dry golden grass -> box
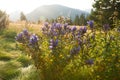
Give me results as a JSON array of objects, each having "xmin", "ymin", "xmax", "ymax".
[{"xmin": 8, "ymin": 22, "xmax": 43, "ymax": 33}]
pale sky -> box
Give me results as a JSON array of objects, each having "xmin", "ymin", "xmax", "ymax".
[{"xmin": 0, "ymin": 0, "xmax": 94, "ymax": 14}]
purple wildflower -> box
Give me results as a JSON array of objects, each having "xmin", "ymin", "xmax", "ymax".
[
  {"xmin": 86, "ymin": 59, "xmax": 94, "ymax": 65},
  {"xmin": 29, "ymin": 34, "xmax": 39, "ymax": 46},
  {"xmin": 71, "ymin": 26, "xmax": 77, "ymax": 32},
  {"xmin": 103, "ymin": 24, "xmax": 110, "ymax": 32},
  {"xmin": 70, "ymin": 46, "xmax": 80, "ymax": 55},
  {"xmin": 64, "ymin": 23, "xmax": 68, "ymax": 30},
  {"xmin": 44, "ymin": 22, "xmax": 49, "ymax": 27},
  {"xmin": 87, "ymin": 20, "xmax": 94, "ymax": 29},
  {"xmin": 52, "ymin": 22, "xmax": 56, "ymax": 27},
  {"xmin": 23, "ymin": 29, "xmax": 29, "ymax": 36},
  {"xmin": 49, "ymin": 39, "xmax": 58, "ymax": 49},
  {"xmin": 56, "ymin": 23, "xmax": 62, "ymax": 30},
  {"xmin": 15, "ymin": 32, "xmax": 23, "ymax": 42},
  {"xmin": 79, "ymin": 26, "xmax": 87, "ymax": 34}
]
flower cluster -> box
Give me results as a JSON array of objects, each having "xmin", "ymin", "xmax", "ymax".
[
  {"xmin": 15, "ymin": 29, "xmax": 30, "ymax": 43},
  {"xmin": 87, "ymin": 20, "xmax": 94, "ymax": 29},
  {"xmin": 78, "ymin": 26, "xmax": 87, "ymax": 35},
  {"xmin": 42, "ymin": 22, "xmax": 74, "ymax": 38},
  {"xmin": 49, "ymin": 39, "xmax": 58, "ymax": 49},
  {"xmin": 16, "ymin": 29, "xmax": 39, "ymax": 47},
  {"xmin": 29, "ymin": 34, "xmax": 39, "ymax": 46}
]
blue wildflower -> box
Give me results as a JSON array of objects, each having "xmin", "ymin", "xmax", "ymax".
[
  {"xmin": 15, "ymin": 32, "xmax": 24, "ymax": 43},
  {"xmin": 79, "ymin": 26, "xmax": 87, "ymax": 34},
  {"xmin": 29, "ymin": 34, "xmax": 39, "ymax": 46},
  {"xmin": 56, "ymin": 23, "xmax": 62, "ymax": 30},
  {"xmin": 64, "ymin": 23, "xmax": 68, "ymax": 30},
  {"xmin": 87, "ymin": 20, "xmax": 94, "ymax": 29},
  {"xmin": 49, "ymin": 39, "xmax": 58, "ymax": 49},
  {"xmin": 44, "ymin": 22, "xmax": 49, "ymax": 27},
  {"xmin": 23, "ymin": 29, "xmax": 29, "ymax": 36},
  {"xmin": 71, "ymin": 26, "xmax": 77, "ymax": 32}
]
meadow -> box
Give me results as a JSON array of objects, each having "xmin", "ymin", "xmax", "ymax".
[{"xmin": 0, "ymin": 21, "xmax": 120, "ymax": 80}]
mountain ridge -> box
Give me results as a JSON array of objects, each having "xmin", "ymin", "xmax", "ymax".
[{"xmin": 9, "ymin": 4, "xmax": 89, "ymax": 22}]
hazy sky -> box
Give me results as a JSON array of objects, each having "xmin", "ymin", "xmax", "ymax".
[{"xmin": 0, "ymin": 0, "xmax": 94, "ymax": 14}]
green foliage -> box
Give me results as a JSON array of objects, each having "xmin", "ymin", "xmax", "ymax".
[
  {"xmin": 0, "ymin": 10, "xmax": 9, "ymax": 30},
  {"xmin": 90, "ymin": 0, "xmax": 120, "ymax": 28},
  {"xmin": 2, "ymin": 29, "xmax": 17, "ymax": 42},
  {"xmin": 17, "ymin": 55, "xmax": 32, "ymax": 67},
  {"xmin": 74, "ymin": 14, "xmax": 87, "ymax": 26},
  {"xmin": 54, "ymin": 16, "xmax": 73, "ymax": 24},
  {"xmin": 79, "ymin": 14, "xmax": 87, "ymax": 25},
  {"xmin": 0, "ymin": 52, "xmax": 12, "ymax": 61},
  {"xmin": 74, "ymin": 15, "xmax": 79, "ymax": 25}
]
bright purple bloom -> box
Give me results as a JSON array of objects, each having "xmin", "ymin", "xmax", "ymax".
[
  {"xmin": 64, "ymin": 23, "xmax": 68, "ymax": 30},
  {"xmin": 23, "ymin": 29, "xmax": 29, "ymax": 36},
  {"xmin": 52, "ymin": 22, "xmax": 56, "ymax": 27},
  {"xmin": 29, "ymin": 34, "xmax": 39, "ymax": 46},
  {"xmin": 15, "ymin": 32, "xmax": 23, "ymax": 42},
  {"xmin": 71, "ymin": 26, "xmax": 77, "ymax": 32},
  {"xmin": 87, "ymin": 20, "xmax": 94, "ymax": 29},
  {"xmin": 49, "ymin": 39, "xmax": 58, "ymax": 49},
  {"xmin": 44, "ymin": 22, "xmax": 49, "ymax": 27},
  {"xmin": 79, "ymin": 26, "xmax": 87, "ymax": 34},
  {"xmin": 56, "ymin": 23, "xmax": 62, "ymax": 30}
]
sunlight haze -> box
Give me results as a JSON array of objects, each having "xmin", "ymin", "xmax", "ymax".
[{"xmin": 0, "ymin": 0, "xmax": 94, "ymax": 14}]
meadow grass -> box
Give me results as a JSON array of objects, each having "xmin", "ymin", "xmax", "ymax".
[{"xmin": 0, "ymin": 23, "xmax": 40, "ymax": 80}]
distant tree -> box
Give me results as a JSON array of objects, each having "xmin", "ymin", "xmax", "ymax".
[
  {"xmin": 38, "ymin": 20, "xmax": 41, "ymax": 24},
  {"xmin": 49, "ymin": 18, "xmax": 55, "ymax": 24},
  {"xmin": 74, "ymin": 15, "xmax": 79, "ymax": 25},
  {"xmin": 20, "ymin": 12, "xmax": 27, "ymax": 21},
  {"xmin": 79, "ymin": 14, "xmax": 86, "ymax": 25},
  {"xmin": 45, "ymin": 18, "xmax": 49, "ymax": 23},
  {"xmin": 66, "ymin": 17, "xmax": 73, "ymax": 25},
  {"xmin": 0, "ymin": 10, "xmax": 9, "ymax": 30},
  {"xmin": 57, "ymin": 16, "xmax": 65, "ymax": 23}
]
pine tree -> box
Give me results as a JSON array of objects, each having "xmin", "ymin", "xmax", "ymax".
[
  {"xmin": 74, "ymin": 15, "xmax": 79, "ymax": 25},
  {"xmin": 20, "ymin": 12, "xmax": 27, "ymax": 21},
  {"xmin": 90, "ymin": 0, "xmax": 120, "ymax": 28},
  {"xmin": 79, "ymin": 14, "xmax": 86, "ymax": 25}
]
